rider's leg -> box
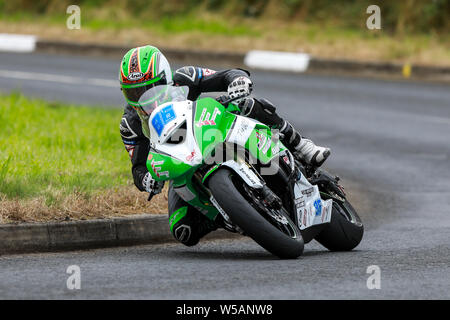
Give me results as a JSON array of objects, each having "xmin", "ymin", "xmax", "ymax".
[
  {"xmin": 168, "ymin": 182, "xmax": 218, "ymax": 246},
  {"xmin": 239, "ymin": 97, "xmax": 330, "ymax": 167}
]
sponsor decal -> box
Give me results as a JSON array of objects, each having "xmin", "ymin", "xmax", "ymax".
[
  {"xmin": 202, "ymin": 68, "xmax": 216, "ymax": 76},
  {"xmin": 314, "ymin": 199, "xmax": 322, "ymax": 216},
  {"xmin": 186, "ymin": 150, "xmax": 196, "ymax": 162},
  {"xmin": 238, "ymin": 121, "xmax": 249, "ymax": 135},
  {"xmin": 196, "ymin": 107, "xmax": 221, "ymax": 127},
  {"xmin": 262, "ymin": 139, "xmax": 272, "ymax": 154},
  {"xmin": 283, "ymin": 155, "xmax": 290, "ymax": 165},
  {"xmin": 255, "ymin": 131, "xmax": 274, "ymax": 155},
  {"xmin": 151, "ymin": 159, "xmax": 169, "ymax": 178},
  {"xmin": 210, "ymin": 195, "xmax": 229, "ymax": 219},
  {"xmin": 303, "ymin": 209, "xmax": 308, "ymax": 226},
  {"xmin": 271, "ymin": 143, "xmax": 280, "ymax": 155},
  {"xmin": 125, "ymin": 144, "xmax": 135, "ymax": 159},
  {"xmin": 322, "ymin": 202, "xmax": 331, "ymax": 222},
  {"xmin": 256, "ymin": 132, "xmax": 267, "ymax": 151},
  {"xmin": 197, "ymin": 120, "xmax": 216, "ymax": 127},
  {"xmin": 127, "ymin": 72, "xmax": 145, "ymax": 81},
  {"xmin": 301, "ymin": 187, "xmax": 314, "ymax": 197},
  {"xmin": 227, "ymin": 116, "xmax": 256, "ymax": 146},
  {"xmin": 239, "ymin": 167, "xmax": 258, "ymax": 185},
  {"xmin": 295, "ymin": 198, "xmax": 305, "ymax": 208}
]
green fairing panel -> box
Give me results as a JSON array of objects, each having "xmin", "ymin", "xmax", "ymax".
[
  {"xmin": 246, "ymin": 124, "xmax": 287, "ymax": 164},
  {"xmin": 171, "ymin": 173, "xmax": 220, "ymax": 221},
  {"xmin": 146, "ymin": 153, "xmax": 219, "ymax": 219},
  {"xmin": 193, "ymin": 98, "xmax": 237, "ymax": 158},
  {"xmin": 194, "ymin": 98, "xmax": 286, "ymax": 164},
  {"xmin": 146, "ymin": 151, "xmax": 193, "ymax": 182}
]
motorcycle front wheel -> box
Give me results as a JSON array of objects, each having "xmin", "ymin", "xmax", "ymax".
[{"xmin": 208, "ymin": 168, "xmax": 304, "ymax": 259}]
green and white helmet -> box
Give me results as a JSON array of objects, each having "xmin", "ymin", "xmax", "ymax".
[{"xmin": 119, "ymin": 45, "xmax": 172, "ymax": 117}]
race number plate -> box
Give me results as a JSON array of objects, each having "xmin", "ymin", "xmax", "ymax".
[{"xmin": 151, "ymin": 104, "xmax": 176, "ymax": 136}]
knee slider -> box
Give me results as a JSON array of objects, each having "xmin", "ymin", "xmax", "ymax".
[{"xmin": 173, "ymin": 224, "xmax": 198, "ymax": 246}]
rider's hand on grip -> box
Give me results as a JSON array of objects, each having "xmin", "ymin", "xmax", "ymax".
[
  {"xmin": 227, "ymin": 76, "xmax": 253, "ymax": 104},
  {"xmin": 142, "ymin": 172, "xmax": 164, "ymax": 196}
]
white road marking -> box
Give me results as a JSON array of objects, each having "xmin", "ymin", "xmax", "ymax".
[
  {"xmin": 0, "ymin": 34, "xmax": 36, "ymax": 52},
  {"xmin": 244, "ymin": 50, "xmax": 310, "ymax": 72},
  {"xmin": 0, "ymin": 69, "xmax": 117, "ymax": 87}
]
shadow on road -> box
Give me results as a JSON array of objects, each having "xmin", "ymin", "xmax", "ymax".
[{"xmin": 166, "ymin": 246, "xmax": 332, "ymax": 261}]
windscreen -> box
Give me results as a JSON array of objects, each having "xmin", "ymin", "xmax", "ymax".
[{"xmin": 137, "ymin": 85, "xmax": 189, "ymax": 116}]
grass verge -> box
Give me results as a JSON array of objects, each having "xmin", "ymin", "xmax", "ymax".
[{"xmin": 0, "ymin": 93, "xmax": 167, "ymax": 224}]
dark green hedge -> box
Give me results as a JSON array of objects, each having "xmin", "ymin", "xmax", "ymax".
[{"xmin": 1, "ymin": 0, "xmax": 448, "ymax": 34}]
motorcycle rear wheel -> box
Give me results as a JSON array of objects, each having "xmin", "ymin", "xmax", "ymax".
[{"xmin": 314, "ymin": 199, "xmax": 364, "ymax": 251}]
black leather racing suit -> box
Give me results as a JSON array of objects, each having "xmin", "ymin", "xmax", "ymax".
[{"xmin": 120, "ymin": 66, "xmax": 286, "ymax": 246}]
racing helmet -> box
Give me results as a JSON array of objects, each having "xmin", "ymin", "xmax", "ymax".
[{"xmin": 119, "ymin": 45, "xmax": 172, "ymax": 118}]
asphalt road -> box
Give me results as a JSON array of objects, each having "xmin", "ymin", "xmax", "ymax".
[{"xmin": 0, "ymin": 52, "xmax": 449, "ymax": 299}]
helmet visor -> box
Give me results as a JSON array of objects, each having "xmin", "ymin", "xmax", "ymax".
[{"xmin": 121, "ymin": 72, "xmax": 167, "ymax": 106}]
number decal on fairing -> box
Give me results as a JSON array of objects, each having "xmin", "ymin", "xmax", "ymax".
[{"xmin": 151, "ymin": 104, "xmax": 176, "ymax": 136}]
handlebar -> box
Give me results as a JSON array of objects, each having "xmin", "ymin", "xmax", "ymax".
[{"xmin": 215, "ymin": 94, "xmax": 242, "ymax": 106}]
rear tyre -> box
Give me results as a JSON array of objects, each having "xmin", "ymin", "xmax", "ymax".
[
  {"xmin": 208, "ymin": 168, "xmax": 304, "ymax": 259},
  {"xmin": 314, "ymin": 199, "xmax": 364, "ymax": 251}
]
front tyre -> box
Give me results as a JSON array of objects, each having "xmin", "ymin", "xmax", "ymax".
[
  {"xmin": 315, "ymin": 199, "xmax": 364, "ymax": 251},
  {"xmin": 208, "ymin": 168, "xmax": 304, "ymax": 259}
]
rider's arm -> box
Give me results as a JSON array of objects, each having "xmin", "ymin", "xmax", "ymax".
[
  {"xmin": 120, "ymin": 105, "xmax": 150, "ymax": 192},
  {"xmin": 173, "ymin": 66, "xmax": 250, "ymax": 100}
]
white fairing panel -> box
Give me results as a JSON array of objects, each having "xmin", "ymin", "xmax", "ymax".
[
  {"xmin": 148, "ymin": 100, "xmax": 202, "ymax": 166},
  {"xmin": 293, "ymin": 172, "xmax": 333, "ymax": 230},
  {"xmin": 226, "ymin": 115, "xmax": 257, "ymax": 146},
  {"xmin": 221, "ymin": 160, "xmax": 264, "ymax": 189}
]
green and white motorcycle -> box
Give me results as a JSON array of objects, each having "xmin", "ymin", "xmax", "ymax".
[{"xmin": 141, "ymin": 85, "xmax": 363, "ymax": 259}]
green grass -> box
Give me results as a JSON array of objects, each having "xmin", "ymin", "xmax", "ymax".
[
  {"xmin": 0, "ymin": 8, "xmax": 259, "ymax": 37},
  {"xmin": 0, "ymin": 92, "xmax": 131, "ymax": 205}
]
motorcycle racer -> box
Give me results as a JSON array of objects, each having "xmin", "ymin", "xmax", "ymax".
[{"xmin": 119, "ymin": 45, "xmax": 330, "ymax": 246}]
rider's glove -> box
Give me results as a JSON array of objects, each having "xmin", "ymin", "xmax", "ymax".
[
  {"xmin": 227, "ymin": 76, "xmax": 253, "ymax": 104},
  {"xmin": 142, "ymin": 172, "xmax": 164, "ymax": 195}
]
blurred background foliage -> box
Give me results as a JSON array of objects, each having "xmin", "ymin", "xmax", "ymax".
[
  {"xmin": 1, "ymin": 0, "xmax": 449, "ymax": 35},
  {"xmin": 0, "ymin": 0, "xmax": 449, "ymax": 65}
]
